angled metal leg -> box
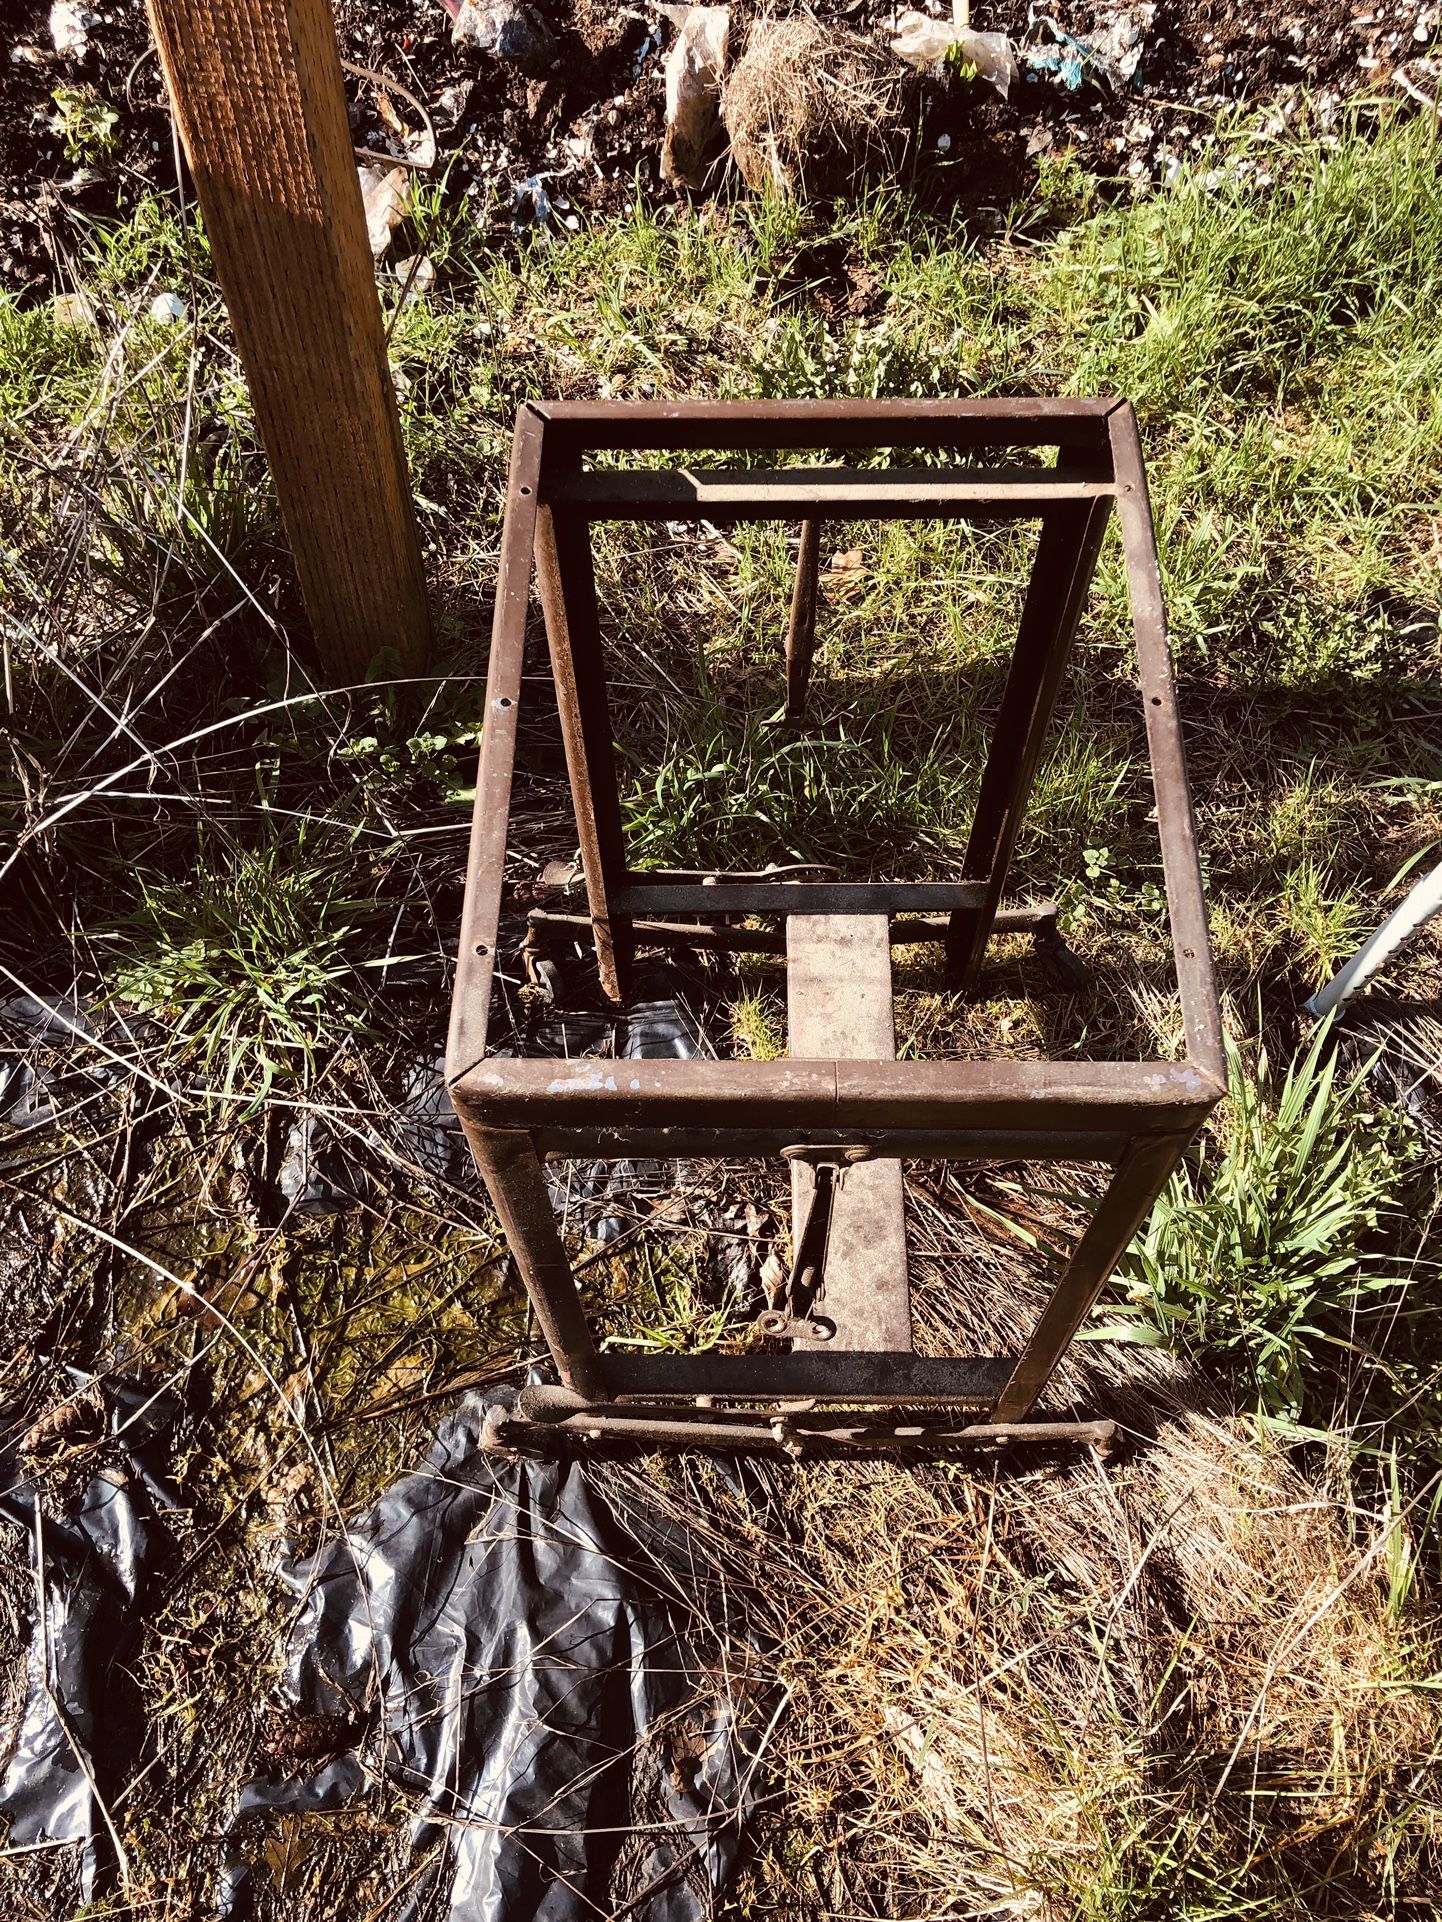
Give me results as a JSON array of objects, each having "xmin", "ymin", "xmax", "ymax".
[
  {"xmin": 534, "ymin": 501, "xmax": 633, "ymax": 1004},
  {"xmin": 990, "ymin": 1131, "xmax": 1189, "ymax": 1423},
  {"xmin": 946, "ymin": 498, "xmax": 1112, "ymax": 991},
  {"xmin": 463, "ymin": 1125, "xmax": 608, "ymax": 1402},
  {"xmin": 784, "ymin": 518, "xmax": 822, "ymax": 722}
]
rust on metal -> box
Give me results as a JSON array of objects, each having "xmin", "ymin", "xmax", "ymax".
[{"xmin": 447, "ymin": 397, "xmax": 1223, "ymax": 1454}]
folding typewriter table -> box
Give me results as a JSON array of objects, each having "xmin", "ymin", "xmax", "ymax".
[{"xmin": 447, "ymin": 398, "xmax": 1224, "ymax": 1454}]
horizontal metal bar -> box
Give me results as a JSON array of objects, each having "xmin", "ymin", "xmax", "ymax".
[
  {"xmin": 599, "ymin": 1352, "xmax": 1012, "ymax": 1403},
  {"xmin": 529, "ymin": 396, "xmax": 1122, "ymax": 455},
  {"xmin": 832, "ymin": 1060, "xmax": 1222, "ymax": 1131},
  {"xmin": 500, "ymin": 1408, "xmax": 1115, "ymax": 1453},
  {"xmin": 531, "ymin": 907, "xmax": 787, "ymax": 954},
  {"xmin": 892, "ymin": 905, "xmax": 1059, "ymax": 940},
  {"xmin": 546, "ymin": 465, "xmax": 1116, "ymax": 521},
  {"xmin": 528, "ymin": 902, "xmax": 1059, "ymax": 956},
  {"xmin": 451, "ymin": 1057, "xmax": 1224, "ymax": 1135},
  {"xmin": 614, "ymin": 880, "xmax": 987, "ymax": 916},
  {"xmin": 530, "ymin": 1127, "xmax": 1125, "ymax": 1160}
]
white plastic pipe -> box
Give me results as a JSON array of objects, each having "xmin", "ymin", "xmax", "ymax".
[{"xmin": 1307, "ymin": 852, "xmax": 1442, "ymax": 1020}]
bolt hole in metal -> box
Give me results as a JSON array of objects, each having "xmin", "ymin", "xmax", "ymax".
[
  {"xmin": 497, "ymin": 697, "xmax": 513, "ymax": 708},
  {"xmin": 519, "ymin": 484, "xmax": 533, "ymax": 496},
  {"xmin": 475, "ymin": 944, "xmax": 489, "ymax": 956}
]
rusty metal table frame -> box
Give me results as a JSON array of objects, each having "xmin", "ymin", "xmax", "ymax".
[{"xmin": 447, "ymin": 398, "xmax": 1224, "ymax": 1453}]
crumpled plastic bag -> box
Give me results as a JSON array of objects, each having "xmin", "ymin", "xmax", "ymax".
[
  {"xmin": 223, "ymin": 1391, "xmax": 771, "ymax": 1920},
  {"xmin": 0, "ymin": 992, "xmax": 118, "ymax": 1132},
  {"xmin": 889, "ymin": 12, "xmax": 1018, "ymax": 99},
  {"xmin": 1023, "ymin": 2, "xmax": 1154, "ymax": 92},
  {"xmin": 660, "ymin": 5, "xmax": 731, "ymax": 190},
  {"xmin": 359, "ymin": 160, "xmax": 410, "ymax": 260}
]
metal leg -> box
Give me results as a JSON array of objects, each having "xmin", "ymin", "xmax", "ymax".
[
  {"xmin": 534, "ymin": 502, "xmax": 633, "ymax": 1003},
  {"xmin": 946, "ymin": 498, "xmax": 1112, "ymax": 991},
  {"xmin": 463, "ymin": 1125, "xmax": 608, "ymax": 1402},
  {"xmin": 990, "ymin": 1131, "xmax": 1188, "ymax": 1423},
  {"xmin": 784, "ymin": 518, "xmax": 822, "ymax": 722}
]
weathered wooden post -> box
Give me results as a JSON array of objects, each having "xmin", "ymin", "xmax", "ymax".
[{"xmin": 146, "ymin": 0, "xmax": 431, "ymax": 679}]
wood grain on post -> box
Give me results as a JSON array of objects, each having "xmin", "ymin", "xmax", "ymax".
[{"xmin": 146, "ymin": 0, "xmax": 431, "ymax": 679}]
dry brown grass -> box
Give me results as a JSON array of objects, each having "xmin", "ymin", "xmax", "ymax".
[
  {"xmin": 579, "ymin": 1177, "xmax": 1442, "ymax": 1921},
  {"xmin": 723, "ymin": 12, "xmax": 919, "ymax": 198},
  {"xmin": 614, "ymin": 1363, "xmax": 1440, "ymax": 1914}
]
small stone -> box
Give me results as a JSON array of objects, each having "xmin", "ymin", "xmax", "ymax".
[
  {"xmin": 148, "ymin": 290, "xmax": 186, "ymax": 324},
  {"xmin": 452, "ymin": 0, "xmax": 558, "ymax": 77}
]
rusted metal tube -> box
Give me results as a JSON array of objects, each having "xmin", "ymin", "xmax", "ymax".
[
  {"xmin": 462, "ymin": 1126, "xmax": 608, "ymax": 1402},
  {"xmin": 990, "ymin": 1131, "xmax": 1190, "ymax": 1423},
  {"xmin": 784, "ymin": 518, "xmax": 822, "ymax": 721},
  {"xmin": 497, "ymin": 1406, "xmax": 1117, "ymax": 1453}
]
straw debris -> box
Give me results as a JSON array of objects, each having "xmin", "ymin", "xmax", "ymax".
[{"xmin": 723, "ymin": 12, "xmax": 918, "ymax": 197}]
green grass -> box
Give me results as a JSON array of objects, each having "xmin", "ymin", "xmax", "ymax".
[{"xmin": 106, "ymin": 829, "xmax": 399, "ymax": 1108}]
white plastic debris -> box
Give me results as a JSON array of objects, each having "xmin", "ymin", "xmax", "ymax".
[
  {"xmin": 1395, "ymin": 58, "xmax": 1442, "ymax": 117},
  {"xmin": 1308, "ymin": 855, "xmax": 1442, "ymax": 1021},
  {"xmin": 394, "ymin": 254, "xmax": 435, "ymax": 294},
  {"xmin": 659, "ymin": 4, "xmax": 730, "ymax": 191},
  {"xmin": 359, "ymin": 161, "xmax": 409, "ymax": 259},
  {"xmin": 889, "ymin": 10, "xmax": 1018, "ymax": 100},
  {"xmin": 1087, "ymin": 2, "xmax": 1156, "ymax": 87},
  {"xmin": 148, "ymin": 290, "xmax": 186, "ymax": 324},
  {"xmin": 48, "ymin": 0, "xmax": 96, "ymax": 59},
  {"xmin": 391, "ymin": 253, "xmax": 436, "ymax": 317}
]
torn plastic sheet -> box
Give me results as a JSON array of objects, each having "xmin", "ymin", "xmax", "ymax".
[
  {"xmin": 224, "ymin": 1390, "xmax": 771, "ymax": 1921},
  {"xmin": 889, "ymin": 13, "xmax": 1019, "ymax": 99},
  {"xmin": 1023, "ymin": 3, "xmax": 1154, "ymax": 91},
  {"xmin": 276, "ymin": 1112, "xmax": 369, "ymax": 1216},
  {"xmin": 0, "ymin": 993, "xmax": 118, "ymax": 1132},
  {"xmin": 0, "ymin": 1378, "xmax": 180, "ymax": 1903},
  {"xmin": 405, "ymin": 946, "xmax": 779, "ymax": 1304},
  {"xmin": 511, "ymin": 171, "xmax": 579, "ymax": 233},
  {"xmin": 397, "ymin": 977, "xmax": 716, "ymax": 1208}
]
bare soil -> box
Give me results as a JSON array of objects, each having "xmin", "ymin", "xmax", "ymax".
[{"xmin": 1, "ymin": 0, "xmax": 1431, "ymax": 295}]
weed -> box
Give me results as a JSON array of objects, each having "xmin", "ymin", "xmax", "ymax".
[
  {"xmin": 731, "ymin": 986, "xmax": 786, "ymax": 1060},
  {"xmin": 49, "ymin": 85, "xmax": 119, "ymax": 164},
  {"xmin": 106, "ymin": 833, "xmax": 394, "ymax": 1108},
  {"xmin": 1121, "ymin": 1026, "xmax": 1418, "ymax": 1424},
  {"xmin": 94, "ymin": 444, "xmax": 276, "ymax": 612},
  {"xmin": 1277, "ymin": 859, "xmax": 1366, "ymax": 986}
]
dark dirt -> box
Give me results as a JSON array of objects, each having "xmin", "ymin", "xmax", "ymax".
[{"xmin": 0, "ymin": 0, "xmax": 1436, "ymax": 296}]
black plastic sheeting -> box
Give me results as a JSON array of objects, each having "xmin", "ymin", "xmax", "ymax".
[
  {"xmin": 401, "ymin": 953, "xmax": 722, "ymax": 1230},
  {"xmin": 0, "ymin": 1377, "xmax": 180, "ymax": 1902},
  {"xmin": 0, "ymin": 993, "xmax": 121, "ymax": 1132},
  {"xmin": 223, "ymin": 1390, "xmax": 770, "ymax": 1920}
]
